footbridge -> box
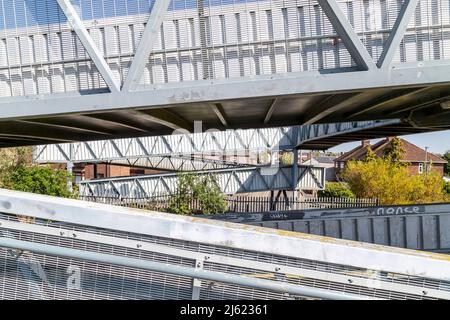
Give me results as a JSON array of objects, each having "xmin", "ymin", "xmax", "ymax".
[
  {"xmin": 2, "ymin": 189, "xmax": 450, "ymax": 300},
  {"xmin": 78, "ymin": 165, "xmax": 325, "ymax": 197},
  {"xmin": 33, "ymin": 119, "xmax": 412, "ymax": 166},
  {"xmin": 0, "ymin": 0, "xmax": 448, "ymax": 146}
]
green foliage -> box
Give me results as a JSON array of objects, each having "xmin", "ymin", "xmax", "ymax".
[
  {"xmin": 364, "ymin": 147, "xmax": 376, "ymax": 162},
  {"xmin": 257, "ymin": 151, "xmax": 271, "ymax": 165},
  {"xmin": 318, "ymin": 182, "xmax": 355, "ymax": 198},
  {"xmin": 383, "ymin": 137, "xmax": 406, "ymax": 164},
  {"xmin": 3, "ymin": 165, "xmax": 77, "ymax": 198},
  {"xmin": 279, "ymin": 152, "xmax": 294, "ymax": 166},
  {"xmin": 167, "ymin": 173, "xmax": 227, "ymax": 215},
  {"xmin": 443, "ymin": 151, "xmax": 450, "ymax": 176},
  {"xmin": 0, "ymin": 147, "xmax": 76, "ymax": 198},
  {"xmin": 444, "ymin": 181, "xmax": 450, "ymax": 194},
  {"xmin": 342, "ymin": 157, "xmax": 445, "ymax": 205}
]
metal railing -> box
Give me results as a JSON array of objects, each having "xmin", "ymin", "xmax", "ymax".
[
  {"xmin": 80, "ymin": 194, "xmax": 378, "ymax": 213},
  {"xmin": 1, "ymin": 189, "xmax": 450, "ymax": 300}
]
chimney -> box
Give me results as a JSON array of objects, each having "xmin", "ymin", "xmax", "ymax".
[
  {"xmin": 361, "ymin": 140, "xmax": 370, "ymax": 147},
  {"xmin": 386, "ymin": 136, "xmax": 395, "ymax": 142}
]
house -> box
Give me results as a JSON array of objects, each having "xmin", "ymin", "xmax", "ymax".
[
  {"xmin": 334, "ymin": 137, "xmax": 447, "ymax": 177},
  {"xmin": 301, "ymin": 153, "xmax": 337, "ymax": 182}
]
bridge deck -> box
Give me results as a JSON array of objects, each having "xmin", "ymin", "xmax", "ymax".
[
  {"xmin": 0, "ymin": 0, "xmax": 448, "ymax": 146},
  {"xmin": 1, "ymin": 189, "xmax": 450, "ymax": 299}
]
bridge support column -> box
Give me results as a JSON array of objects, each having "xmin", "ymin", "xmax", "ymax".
[{"xmin": 292, "ymin": 149, "xmax": 299, "ymax": 209}]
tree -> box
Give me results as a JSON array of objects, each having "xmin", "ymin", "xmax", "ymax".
[
  {"xmin": 341, "ymin": 157, "xmax": 445, "ymax": 205},
  {"xmin": 364, "ymin": 147, "xmax": 376, "ymax": 162},
  {"xmin": 443, "ymin": 151, "xmax": 450, "ymax": 176},
  {"xmin": 0, "ymin": 147, "xmax": 76, "ymax": 198},
  {"xmin": 383, "ymin": 137, "xmax": 406, "ymax": 164},
  {"xmin": 279, "ymin": 151, "xmax": 294, "ymax": 166},
  {"xmin": 167, "ymin": 173, "xmax": 227, "ymax": 215},
  {"xmin": 3, "ymin": 165, "xmax": 77, "ymax": 198},
  {"xmin": 318, "ymin": 182, "xmax": 355, "ymax": 198}
]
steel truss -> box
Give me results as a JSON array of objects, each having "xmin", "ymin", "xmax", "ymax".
[
  {"xmin": 78, "ymin": 165, "xmax": 326, "ymax": 198},
  {"xmin": 0, "ymin": 1, "xmax": 447, "ymax": 147},
  {"xmin": 33, "ymin": 120, "xmax": 398, "ymax": 165},
  {"xmin": 1, "ymin": 189, "xmax": 450, "ymax": 300}
]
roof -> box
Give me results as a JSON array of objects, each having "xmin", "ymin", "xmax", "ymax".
[
  {"xmin": 335, "ymin": 137, "xmax": 447, "ymax": 164},
  {"xmin": 314, "ymin": 156, "xmax": 336, "ymax": 164}
]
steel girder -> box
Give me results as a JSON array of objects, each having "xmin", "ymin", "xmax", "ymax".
[
  {"xmin": 1, "ymin": 189, "xmax": 450, "ymax": 299},
  {"xmin": 33, "ymin": 120, "xmax": 398, "ymax": 165},
  {"xmin": 77, "ymin": 165, "xmax": 326, "ymax": 198},
  {"xmin": 0, "ymin": 0, "xmax": 448, "ymax": 148},
  {"xmin": 95, "ymin": 154, "xmax": 250, "ymax": 172}
]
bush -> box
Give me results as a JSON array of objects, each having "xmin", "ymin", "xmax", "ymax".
[
  {"xmin": 444, "ymin": 181, "xmax": 450, "ymax": 195},
  {"xmin": 318, "ymin": 182, "xmax": 355, "ymax": 198},
  {"xmin": 341, "ymin": 158, "xmax": 445, "ymax": 205},
  {"xmin": 4, "ymin": 165, "xmax": 77, "ymax": 198},
  {"xmin": 167, "ymin": 173, "xmax": 227, "ymax": 215},
  {"xmin": 279, "ymin": 152, "xmax": 294, "ymax": 166}
]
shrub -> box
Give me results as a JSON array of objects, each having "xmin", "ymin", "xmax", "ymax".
[
  {"xmin": 4, "ymin": 165, "xmax": 77, "ymax": 198},
  {"xmin": 341, "ymin": 158, "xmax": 444, "ymax": 205},
  {"xmin": 167, "ymin": 173, "xmax": 227, "ymax": 215},
  {"xmin": 318, "ymin": 182, "xmax": 355, "ymax": 198}
]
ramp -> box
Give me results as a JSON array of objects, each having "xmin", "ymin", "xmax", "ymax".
[
  {"xmin": 206, "ymin": 203, "xmax": 450, "ymax": 253},
  {"xmin": 1, "ymin": 189, "xmax": 450, "ymax": 300}
]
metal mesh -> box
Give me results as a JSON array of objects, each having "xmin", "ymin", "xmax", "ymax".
[
  {"xmin": 0, "ymin": 0, "xmax": 107, "ymax": 97},
  {"xmin": 1, "ymin": 0, "xmax": 449, "ymax": 97},
  {"xmin": 1, "ymin": 211, "xmax": 449, "ymax": 300}
]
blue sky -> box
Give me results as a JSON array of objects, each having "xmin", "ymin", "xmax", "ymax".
[{"xmin": 329, "ymin": 130, "xmax": 450, "ymax": 155}]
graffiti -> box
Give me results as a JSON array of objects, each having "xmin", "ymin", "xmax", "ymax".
[{"xmin": 374, "ymin": 206, "xmax": 421, "ymax": 216}]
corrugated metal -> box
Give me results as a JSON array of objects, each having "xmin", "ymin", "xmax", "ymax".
[
  {"xmin": 77, "ymin": 165, "xmax": 325, "ymax": 197},
  {"xmin": 209, "ymin": 203, "xmax": 450, "ymax": 253},
  {"xmin": 0, "ymin": 0, "xmax": 449, "ymax": 98}
]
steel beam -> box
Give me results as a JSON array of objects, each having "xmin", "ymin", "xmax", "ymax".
[
  {"xmin": 317, "ymin": 0, "xmax": 376, "ymax": 70},
  {"xmin": 32, "ymin": 120, "xmax": 400, "ymax": 164},
  {"xmin": 122, "ymin": 0, "xmax": 173, "ymax": 91},
  {"xmin": 1, "ymin": 60, "xmax": 449, "ymax": 120},
  {"xmin": 264, "ymin": 98, "xmax": 281, "ymax": 124},
  {"xmin": 78, "ymin": 165, "xmax": 325, "ymax": 197},
  {"xmin": 136, "ymin": 109, "xmax": 193, "ymax": 132},
  {"xmin": 377, "ymin": 0, "xmax": 419, "ymax": 68},
  {"xmin": 2, "ymin": 188, "xmax": 450, "ymax": 285},
  {"xmin": 210, "ymin": 104, "xmax": 229, "ymax": 127},
  {"xmin": 56, "ymin": 0, "xmax": 120, "ymax": 93}
]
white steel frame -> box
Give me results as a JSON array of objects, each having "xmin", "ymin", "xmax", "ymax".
[
  {"xmin": 1, "ymin": 189, "xmax": 450, "ymax": 299},
  {"xmin": 0, "ymin": 0, "xmax": 446, "ymax": 123}
]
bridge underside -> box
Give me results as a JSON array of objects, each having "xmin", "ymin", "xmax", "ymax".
[
  {"xmin": 1, "ymin": 81, "xmax": 450, "ymax": 148},
  {"xmin": 298, "ymin": 121, "xmax": 439, "ymax": 149},
  {"xmin": 0, "ymin": 0, "xmax": 449, "ymax": 147}
]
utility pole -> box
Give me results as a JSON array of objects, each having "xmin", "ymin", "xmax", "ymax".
[{"xmin": 425, "ymin": 146, "xmax": 429, "ymax": 174}]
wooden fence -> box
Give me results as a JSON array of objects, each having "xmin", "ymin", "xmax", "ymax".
[{"xmin": 80, "ymin": 194, "xmax": 378, "ymax": 213}]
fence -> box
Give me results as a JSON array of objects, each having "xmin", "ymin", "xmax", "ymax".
[{"xmin": 80, "ymin": 195, "xmax": 378, "ymax": 214}]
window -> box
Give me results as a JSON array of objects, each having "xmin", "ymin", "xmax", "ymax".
[{"xmin": 418, "ymin": 163, "xmax": 424, "ymax": 174}]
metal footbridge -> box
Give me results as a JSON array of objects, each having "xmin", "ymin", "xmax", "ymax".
[
  {"xmin": 1, "ymin": 0, "xmax": 450, "ymax": 300},
  {"xmin": 78, "ymin": 165, "xmax": 325, "ymax": 197},
  {"xmin": 0, "ymin": 0, "xmax": 448, "ymax": 146},
  {"xmin": 2, "ymin": 189, "xmax": 450, "ymax": 300}
]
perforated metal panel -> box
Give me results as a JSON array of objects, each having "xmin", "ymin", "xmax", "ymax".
[
  {"xmin": 1, "ymin": 0, "xmax": 449, "ymax": 98},
  {"xmin": 1, "ymin": 190, "xmax": 450, "ymax": 300}
]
